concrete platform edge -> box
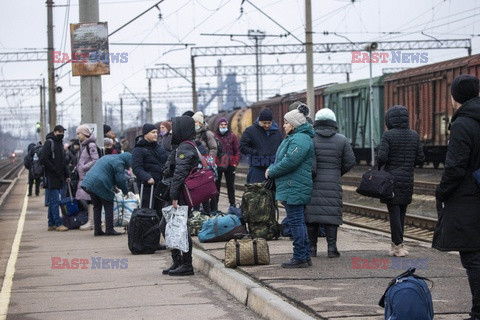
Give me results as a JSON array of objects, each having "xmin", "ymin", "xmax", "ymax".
[{"xmin": 192, "ymin": 248, "xmax": 316, "ymax": 320}]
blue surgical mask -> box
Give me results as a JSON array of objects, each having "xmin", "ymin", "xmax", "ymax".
[
  {"xmin": 195, "ymin": 125, "xmax": 201, "ymax": 132},
  {"xmin": 219, "ymin": 128, "xmax": 228, "ymax": 134}
]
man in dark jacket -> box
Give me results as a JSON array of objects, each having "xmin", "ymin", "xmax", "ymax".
[
  {"xmin": 39, "ymin": 125, "xmax": 70, "ymax": 232},
  {"xmin": 24, "ymin": 143, "xmax": 41, "ymax": 196},
  {"xmin": 377, "ymin": 105, "xmax": 424, "ymax": 256},
  {"xmin": 239, "ymin": 109, "xmax": 283, "ymax": 183},
  {"xmin": 132, "ymin": 123, "xmax": 167, "ymax": 215},
  {"xmin": 433, "ymin": 74, "xmax": 480, "ymax": 320},
  {"xmin": 161, "ymin": 116, "xmax": 199, "ymax": 276}
]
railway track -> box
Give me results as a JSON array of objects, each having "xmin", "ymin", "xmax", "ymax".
[
  {"xmin": 0, "ymin": 160, "xmax": 24, "ymax": 206},
  {"xmin": 222, "ymin": 178, "xmax": 437, "ymax": 243},
  {"xmin": 341, "ymin": 175, "xmax": 437, "ymax": 196}
]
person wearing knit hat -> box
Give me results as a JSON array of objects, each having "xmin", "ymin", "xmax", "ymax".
[
  {"xmin": 258, "ymin": 108, "xmax": 273, "ymax": 122},
  {"xmin": 159, "ymin": 121, "xmax": 173, "ymax": 154},
  {"xmin": 76, "ymin": 124, "xmax": 91, "ymax": 138},
  {"xmin": 192, "ymin": 111, "xmax": 204, "ymax": 125},
  {"xmin": 212, "ymin": 116, "xmax": 241, "ymax": 211},
  {"xmin": 434, "ymin": 74, "xmax": 480, "ymax": 318},
  {"xmin": 305, "ymin": 107, "xmax": 355, "ymax": 259},
  {"xmin": 75, "ymin": 124, "xmax": 100, "ymax": 231},
  {"xmin": 266, "ymin": 103, "xmax": 315, "ymax": 268},
  {"xmin": 193, "ymin": 111, "xmax": 218, "ymax": 159},
  {"xmin": 131, "ymin": 120, "xmax": 167, "ymax": 243},
  {"xmin": 142, "ymin": 123, "xmax": 157, "ymax": 136},
  {"xmin": 315, "ymin": 108, "xmax": 337, "ymax": 122},
  {"xmin": 239, "ymin": 108, "xmax": 283, "ymax": 183},
  {"xmin": 104, "ymin": 138, "xmax": 117, "ymax": 155},
  {"xmin": 103, "ymin": 124, "xmax": 122, "ymax": 153},
  {"xmin": 450, "ymin": 74, "xmax": 479, "ymax": 105},
  {"xmin": 283, "ymin": 104, "xmax": 310, "ymax": 130}
]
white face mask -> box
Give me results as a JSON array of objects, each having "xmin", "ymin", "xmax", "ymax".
[
  {"xmin": 219, "ymin": 128, "xmax": 228, "ymax": 134},
  {"xmin": 195, "ymin": 125, "xmax": 201, "ymax": 132}
]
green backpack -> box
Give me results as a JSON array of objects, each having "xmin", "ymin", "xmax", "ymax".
[{"xmin": 241, "ymin": 183, "xmax": 280, "ymax": 240}]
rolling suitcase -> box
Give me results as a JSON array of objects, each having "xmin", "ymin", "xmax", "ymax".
[
  {"xmin": 128, "ymin": 185, "xmax": 160, "ymax": 254},
  {"xmin": 60, "ymin": 183, "xmax": 80, "ymax": 216}
]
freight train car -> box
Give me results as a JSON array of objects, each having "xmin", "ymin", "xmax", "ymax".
[
  {"xmin": 323, "ymin": 75, "xmax": 386, "ymax": 164},
  {"xmin": 384, "ymin": 54, "xmax": 480, "ymax": 168}
]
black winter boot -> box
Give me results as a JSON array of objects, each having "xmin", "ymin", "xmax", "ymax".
[
  {"xmin": 306, "ymin": 223, "xmax": 318, "ymax": 257},
  {"xmin": 169, "ymin": 251, "xmax": 194, "ymax": 276},
  {"xmin": 325, "ymin": 224, "xmax": 340, "ymax": 258},
  {"xmin": 162, "ymin": 250, "xmax": 182, "ymax": 275}
]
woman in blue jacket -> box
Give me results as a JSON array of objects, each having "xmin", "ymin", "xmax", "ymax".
[
  {"xmin": 266, "ymin": 105, "xmax": 314, "ymax": 268},
  {"xmin": 82, "ymin": 152, "xmax": 132, "ymax": 236}
]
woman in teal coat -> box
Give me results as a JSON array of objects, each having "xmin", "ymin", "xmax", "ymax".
[
  {"xmin": 266, "ymin": 104, "xmax": 314, "ymax": 268},
  {"xmin": 82, "ymin": 152, "xmax": 132, "ymax": 236}
]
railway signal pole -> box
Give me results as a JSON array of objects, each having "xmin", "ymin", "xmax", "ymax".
[
  {"xmin": 366, "ymin": 42, "xmax": 378, "ymax": 167},
  {"xmin": 46, "ymin": 0, "xmax": 56, "ymax": 132}
]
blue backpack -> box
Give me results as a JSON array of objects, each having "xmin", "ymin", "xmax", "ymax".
[{"xmin": 379, "ymin": 268, "xmax": 434, "ymax": 320}]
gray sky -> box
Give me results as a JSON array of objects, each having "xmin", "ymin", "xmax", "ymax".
[{"xmin": 1, "ymin": 0, "xmax": 479, "ymax": 138}]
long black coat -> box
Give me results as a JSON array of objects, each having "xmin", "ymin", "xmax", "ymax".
[
  {"xmin": 239, "ymin": 120, "xmax": 283, "ymax": 169},
  {"xmin": 39, "ymin": 132, "xmax": 69, "ymax": 189},
  {"xmin": 305, "ymin": 120, "xmax": 356, "ymax": 225},
  {"xmin": 377, "ymin": 105, "xmax": 425, "ymax": 205},
  {"xmin": 132, "ymin": 136, "xmax": 167, "ymax": 189},
  {"xmin": 433, "ymin": 97, "xmax": 480, "ymax": 252}
]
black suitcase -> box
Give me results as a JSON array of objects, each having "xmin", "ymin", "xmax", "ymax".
[
  {"xmin": 128, "ymin": 185, "xmax": 160, "ymax": 254},
  {"xmin": 62, "ymin": 210, "xmax": 88, "ymax": 229}
]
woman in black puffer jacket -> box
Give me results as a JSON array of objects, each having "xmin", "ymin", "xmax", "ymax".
[{"xmin": 377, "ymin": 105, "xmax": 424, "ymax": 257}]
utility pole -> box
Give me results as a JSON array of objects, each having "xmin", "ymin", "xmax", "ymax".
[
  {"xmin": 248, "ymin": 30, "xmax": 265, "ymax": 102},
  {"xmin": 46, "ymin": 0, "xmax": 56, "ymax": 131},
  {"xmin": 147, "ymin": 78, "xmax": 153, "ymax": 123},
  {"xmin": 305, "ymin": 0, "xmax": 314, "ymax": 109},
  {"xmin": 79, "ymin": 0, "xmax": 104, "ymax": 147},
  {"xmin": 216, "ymin": 59, "xmax": 223, "ymax": 113},
  {"xmin": 191, "ymin": 55, "xmax": 197, "ymax": 112}
]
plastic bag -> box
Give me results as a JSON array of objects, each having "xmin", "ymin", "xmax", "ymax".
[
  {"xmin": 110, "ymin": 191, "xmax": 138, "ymax": 227},
  {"xmin": 163, "ymin": 205, "xmax": 189, "ymax": 252}
]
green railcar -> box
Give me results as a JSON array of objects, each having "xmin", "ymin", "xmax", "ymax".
[{"xmin": 323, "ymin": 75, "xmax": 386, "ymax": 165}]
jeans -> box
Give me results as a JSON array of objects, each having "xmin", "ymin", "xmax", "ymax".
[
  {"xmin": 387, "ymin": 204, "xmax": 407, "ymax": 245},
  {"xmin": 247, "ymin": 167, "xmax": 266, "ymax": 184},
  {"xmin": 47, "ymin": 189, "xmax": 63, "ymax": 227},
  {"xmin": 460, "ymin": 251, "xmax": 480, "ymax": 318},
  {"xmin": 283, "ymin": 203, "xmax": 310, "ymax": 261}
]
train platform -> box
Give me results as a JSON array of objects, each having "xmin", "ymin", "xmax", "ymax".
[{"xmin": 0, "ymin": 170, "xmax": 473, "ymax": 320}]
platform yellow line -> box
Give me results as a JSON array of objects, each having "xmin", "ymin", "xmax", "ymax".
[{"xmin": 0, "ymin": 190, "xmax": 28, "ymax": 319}]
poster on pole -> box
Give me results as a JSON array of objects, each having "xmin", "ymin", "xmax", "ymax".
[{"xmin": 70, "ymin": 22, "xmax": 110, "ymax": 76}]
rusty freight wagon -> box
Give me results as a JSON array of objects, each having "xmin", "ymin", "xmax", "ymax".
[{"xmin": 384, "ymin": 54, "xmax": 480, "ymax": 168}]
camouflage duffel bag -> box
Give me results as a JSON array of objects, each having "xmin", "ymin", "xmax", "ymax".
[{"xmin": 188, "ymin": 211, "xmax": 211, "ymax": 236}]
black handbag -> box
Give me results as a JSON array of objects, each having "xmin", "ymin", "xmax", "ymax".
[
  {"xmin": 356, "ymin": 167, "xmax": 395, "ymax": 199},
  {"xmin": 154, "ymin": 178, "xmax": 171, "ymax": 202}
]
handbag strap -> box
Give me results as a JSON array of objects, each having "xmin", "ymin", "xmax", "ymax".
[{"xmin": 235, "ymin": 240, "xmax": 241, "ymax": 266}]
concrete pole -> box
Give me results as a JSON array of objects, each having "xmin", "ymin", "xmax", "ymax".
[
  {"xmin": 46, "ymin": 0, "xmax": 56, "ymax": 131},
  {"xmin": 191, "ymin": 55, "xmax": 197, "ymax": 112},
  {"xmin": 217, "ymin": 59, "xmax": 223, "ymax": 112},
  {"xmin": 42, "ymin": 78, "xmax": 47, "ymax": 141},
  {"xmin": 305, "ymin": 0, "xmax": 314, "ymax": 109},
  {"xmin": 147, "ymin": 78, "xmax": 153, "ymax": 123},
  {"xmin": 79, "ymin": 0, "xmax": 104, "ymax": 147}
]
